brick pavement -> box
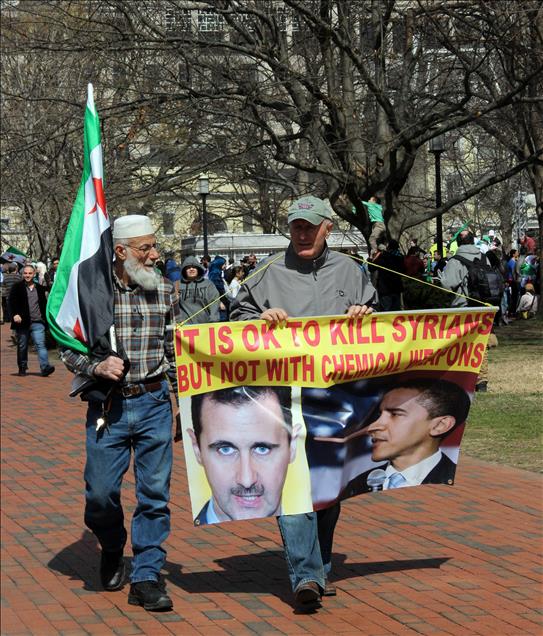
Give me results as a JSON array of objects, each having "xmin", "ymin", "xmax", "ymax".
[{"xmin": 1, "ymin": 323, "xmax": 541, "ymax": 636}]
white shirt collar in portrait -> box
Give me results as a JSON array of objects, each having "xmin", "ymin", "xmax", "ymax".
[{"xmin": 383, "ymin": 450, "xmax": 443, "ymax": 489}]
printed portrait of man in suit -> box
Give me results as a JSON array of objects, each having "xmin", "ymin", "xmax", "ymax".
[
  {"xmin": 341, "ymin": 379, "xmax": 470, "ymax": 498},
  {"xmin": 188, "ymin": 386, "xmax": 301, "ymax": 525}
]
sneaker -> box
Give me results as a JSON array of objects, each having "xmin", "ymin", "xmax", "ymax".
[
  {"xmin": 41, "ymin": 365, "xmax": 55, "ymax": 377},
  {"xmin": 475, "ymin": 382, "xmax": 488, "ymax": 393},
  {"xmin": 17, "ymin": 368, "xmax": 27, "ymax": 376},
  {"xmin": 128, "ymin": 581, "xmax": 173, "ymax": 611}
]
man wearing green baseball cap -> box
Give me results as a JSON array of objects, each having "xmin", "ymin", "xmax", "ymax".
[{"xmin": 230, "ymin": 195, "xmax": 377, "ymax": 610}]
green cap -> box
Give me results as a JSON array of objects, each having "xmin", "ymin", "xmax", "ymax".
[{"xmin": 288, "ymin": 196, "xmax": 333, "ymax": 225}]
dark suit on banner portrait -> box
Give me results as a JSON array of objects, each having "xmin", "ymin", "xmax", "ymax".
[{"xmin": 340, "ymin": 452, "xmax": 456, "ymax": 500}]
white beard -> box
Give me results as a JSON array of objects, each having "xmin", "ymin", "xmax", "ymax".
[{"xmin": 124, "ymin": 253, "xmax": 161, "ymax": 290}]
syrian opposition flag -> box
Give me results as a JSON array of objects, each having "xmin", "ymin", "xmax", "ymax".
[
  {"xmin": 0, "ymin": 245, "xmax": 28, "ymax": 265},
  {"xmin": 46, "ymin": 84, "xmax": 114, "ymax": 355}
]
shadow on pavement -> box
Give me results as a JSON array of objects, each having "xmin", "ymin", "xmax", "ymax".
[
  {"xmin": 47, "ymin": 530, "xmax": 103, "ymax": 591},
  {"xmin": 48, "ymin": 532, "xmax": 449, "ymax": 598}
]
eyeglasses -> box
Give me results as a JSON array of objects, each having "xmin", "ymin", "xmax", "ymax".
[{"xmin": 125, "ymin": 242, "xmax": 159, "ymax": 255}]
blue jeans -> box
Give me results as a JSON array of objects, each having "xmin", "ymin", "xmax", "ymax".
[
  {"xmin": 277, "ymin": 502, "xmax": 341, "ymax": 592},
  {"xmin": 16, "ymin": 321, "xmax": 50, "ymax": 372},
  {"xmin": 84, "ymin": 380, "xmax": 173, "ymax": 583}
]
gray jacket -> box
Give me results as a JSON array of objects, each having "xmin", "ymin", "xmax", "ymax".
[
  {"xmin": 179, "ymin": 256, "xmax": 220, "ymax": 324},
  {"xmin": 230, "ymin": 244, "xmax": 376, "ymax": 320},
  {"xmin": 439, "ymin": 244, "xmax": 481, "ymax": 307}
]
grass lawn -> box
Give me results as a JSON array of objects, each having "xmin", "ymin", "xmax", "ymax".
[{"xmin": 462, "ymin": 316, "xmax": 543, "ymax": 473}]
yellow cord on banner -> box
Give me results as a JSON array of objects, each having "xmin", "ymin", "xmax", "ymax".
[
  {"xmin": 349, "ymin": 253, "xmax": 494, "ymax": 308},
  {"xmin": 177, "ymin": 249, "xmax": 494, "ymax": 328}
]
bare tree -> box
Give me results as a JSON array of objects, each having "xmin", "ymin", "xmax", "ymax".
[
  {"xmin": 159, "ymin": 0, "xmax": 542, "ymax": 244},
  {"xmin": 2, "ymin": 0, "xmax": 541, "ymax": 257}
]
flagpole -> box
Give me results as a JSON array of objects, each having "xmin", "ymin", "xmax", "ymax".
[{"xmin": 109, "ymin": 325, "xmax": 117, "ymax": 353}]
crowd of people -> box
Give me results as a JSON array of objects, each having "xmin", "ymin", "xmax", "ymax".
[
  {"xmin": 358, "ymin": 229, "xmax": 540, "ymax": 322},
  {"xmin": 150, "ymin": 231, "xmax": 539, "ymax": 330}
]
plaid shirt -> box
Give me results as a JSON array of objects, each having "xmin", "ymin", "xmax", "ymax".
[{"xmin": 61, "ymin": 273, "xmax": 181, "ymax": 391}]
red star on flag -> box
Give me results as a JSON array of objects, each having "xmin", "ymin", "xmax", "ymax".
[{"xmin": 88, "ymin": 177, "xmax": 108, "ymax": 219}]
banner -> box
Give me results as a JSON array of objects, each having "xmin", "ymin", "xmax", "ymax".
[{"xmin": 176, "ymin": 308, "xmax": 496, "ymax": 526}]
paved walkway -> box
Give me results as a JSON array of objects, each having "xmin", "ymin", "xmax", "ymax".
[{"xmin": 1, "ymin": 323, "xmax": 541, "ymax": 636}]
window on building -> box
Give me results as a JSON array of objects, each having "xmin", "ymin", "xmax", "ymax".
[
  {"xmin": 274, "ymin": 7, "xmax": 287, "ymax": 33},
  {"xmin": 230, "ymin": 11, "xmax": 256, "ymax": 44},
  {"xmin": 164, "ymin": 8, "xmax": 191, "ymax": 35},
  {"xmin": 198, "ymin": 9, "xmax": 225, "ymax": 42}
]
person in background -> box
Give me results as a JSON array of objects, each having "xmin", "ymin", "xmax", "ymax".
[
  {"xmin": 48, "ymin": 258, "xmax": 60, "ymax": 285},
  {"xmin": 370, "ymin": 239, "xmax": 404, "ymax": 311},
  {"xmin": 154, "ymin": 260, "xmax": 166, "ymax": 277},
  {"xmin": 178, "ymin": 255, "xmax": 220, "ymax": 324},
  {"xmin": 440, "ymin": 231, "xmax": 492, "ymax": 392},
  {"xmin": 361, "ymin": 196, "xmax": 385, "ymax": 257},
  {"xmin": 404, "ymin": 246, "xmax": 425, "ymax": 278},
  {"xmin": 1, "ymin": 262, "xmax": 21, "ymax": 324},
  {"xmin": 431, "ymin": 251, "xmax": 447, "ymax": 276},
  {"xmin": 519, "ymin": 254, "xmax": 538, "ymax": 291},
  {"xmin": 200, "ymin": 255, "xmax": 210, "ymax": 279},
  {"xmin": 9, "ymin": 264, "xmax": 55, "ymax": 377},
  {"xmin": 34, "ymin": 262, "xmax": 51, "ymax": 288},
  {"xmin": 225, "ymin": 266, "xmax": 245, "ymax": 301},
  {"xmin": 516, "ymin": 282, "xmax": 538, "ymax": 318},
  {"xmin": 506, "ymin": 249, "xmax": 519, "ymax": 316},
  {"xmin": 224, "ymin": 257, "xmax": 236, "ymax": 282},
  {"xmin": 207, "ymin": 255, "xmax": 228, "ymax": 320},
  {"xmin": 402, "ymin": 247, "xmax": 426, "ymax": 310},
  {"xmin": 164, "ymin": 253, "xmax": 181, "ymax": 292},
  {"xmin": 422, "ymin": 254, "xmax": 433, "ymax": 282},
  {"xmin": 520, "ymin": 233, "xmax": 536, "ymax": 255},
  {"xmin": 408, "ymin": 237, "xmax": 424, "ymax": 254}
]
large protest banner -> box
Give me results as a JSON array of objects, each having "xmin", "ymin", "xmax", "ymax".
[{"xmin": 175, "ymin": 308, "xmax": 496, "ymax": 526}]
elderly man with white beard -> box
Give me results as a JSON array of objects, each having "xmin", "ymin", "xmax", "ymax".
[{"xmin": 60, "ymin": 215, "xmax": 181, "ymax": 612}]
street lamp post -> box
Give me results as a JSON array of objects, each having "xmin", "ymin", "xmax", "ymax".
[
  {"xmin": 198, "ymin": 174, "xmax": 209, "ymax": 258},
  {"xmin": 429, "ymin": 135, "xmax": 445, "ymax": 257}
]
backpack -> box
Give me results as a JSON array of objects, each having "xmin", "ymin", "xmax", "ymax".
[{"xmin": 454, "ymin": 252, "xmax": 504, "ymax": 306}]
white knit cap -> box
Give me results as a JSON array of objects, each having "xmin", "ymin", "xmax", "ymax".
[{"xmin": 112, "ymin": 215, "xmax": 155, "ymax": 240}]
